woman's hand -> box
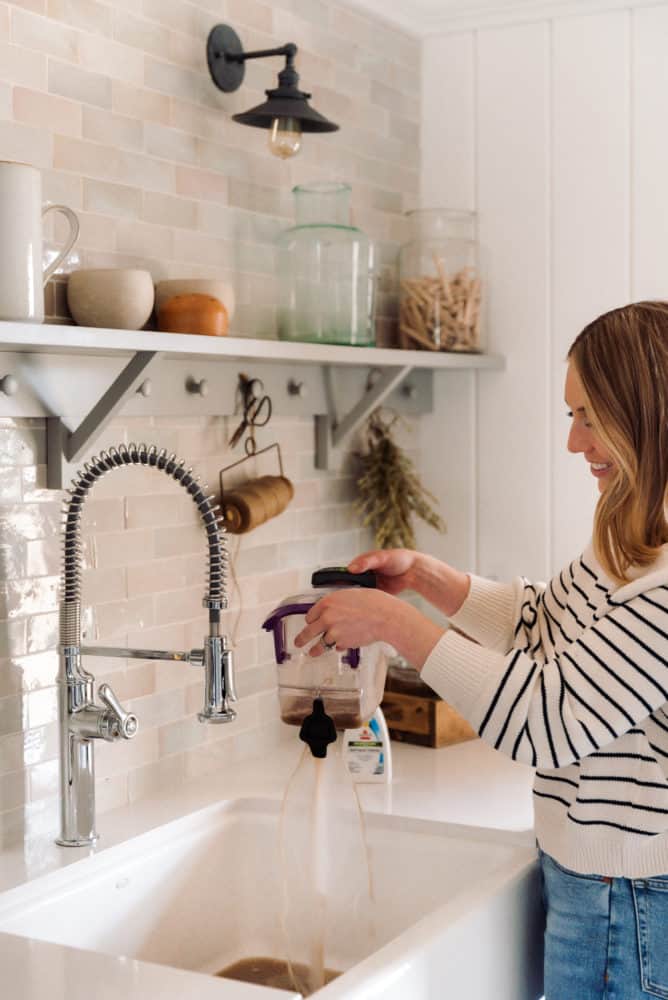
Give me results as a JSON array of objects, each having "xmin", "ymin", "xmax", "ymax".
[
  {"xmin": 348, "ymin": 549, "xmax": 471, "ymax": 618},
  {"xmin": 294, "ymin": 588, "xmax": 396, "ymax": 658},
  {"xmin": 293, "ymin": 588, "xmax": 446, "ymax": 670},
  {"xmin": 347, "ymin": 549, "xmax": 419, "ymax": 595}
]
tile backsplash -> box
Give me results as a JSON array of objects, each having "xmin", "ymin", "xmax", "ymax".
[
  {"xmin": 0, "ymin": 0, "xmax": 421, "ymax": 842},
  {"xmin": 0, "ymin": 0, "xmax": 422, "ymax": 343},
  {"xmin": 0, "ymin": 411, "xmax": 387, "ymax": 843}
]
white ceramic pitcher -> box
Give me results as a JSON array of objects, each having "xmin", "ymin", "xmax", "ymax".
[{"xmin": 0, "ymin": 161, "xmax": 79, "ymax": 323}]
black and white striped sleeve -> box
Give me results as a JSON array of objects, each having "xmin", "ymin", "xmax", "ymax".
[
  {"xmin": 448, "ymin": 573, "xmax": 546, "ymax": 653},
  {"xmin": 421, "ymin": 586, "xmax": 668, "ymax": 769}
]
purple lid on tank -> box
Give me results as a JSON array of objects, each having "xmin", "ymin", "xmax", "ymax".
[{"xmin": 262, "ymin": 602, "xmax": 360, "ymax": 668}]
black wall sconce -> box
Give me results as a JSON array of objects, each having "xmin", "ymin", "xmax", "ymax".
[{"xmin": 206, "ymin": 24, "xmax": 339, "ymax": 160}]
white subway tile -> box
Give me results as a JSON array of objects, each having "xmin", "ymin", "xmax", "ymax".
[
  {"xmin": 78, "ymin": 32, "xmax": 145, "ymax": 86},
  {"xmin": 81, "ymin": 566, "xmax": 127, "ymax": 604},
  {"xmin": 10, "ymin": 0, "xmax": 47, "ymax": 14},
  {"xmin": 95, "ymin": 771, "xmax": 129, "ymax": 813},
  {"xmin": 0, "ymin": 577, "xmax": 58, "ymax": 619},
  {"xmin": 0, "ymin": 722, "xmax": 57, "ymax": 775},
  {"xmin": 174, "ymin": 164, "xmax": 228, "ymax": 202},
  {"xmin": 87, "ymin": 528, "xmax": 154, "ymax": 570},
  {"xmin": 142, "ymin": 190, "xmax": 197, "ymax": 229},
  {"xmin": 26, "ymin": 613, "xmax": 59, "ymax": 654},
  {"xmin": 28, "ymin": 757, "xmax": 58, "ymax": 801},
  {"xmin": 12, "ymin": 7, "xmax": 77, "ymax": 61},
  {"xmin": 116, "ymin": 218, "xmax": 174, "ymax": 258},
  {"xmin": 47, "ymin": 0, "xmax": 112, "ymax": 36},
  {"xmin": 93, "ymin": 594, "xmax": 155, "ymax": 640},
  {"xmin": 95, "ymin": 727, "xmax": 159, "ymax": 779},
  {"xmin": 55, "ymin": 136, "xmax": 173, "ymax": 192},
  {"xmin": 112, "ymin": 8, "xmax": 170, "ymax": 58},
  {"xmin": 0, "ymin": 770, "xmax": 26, "ymax": 812},
  {"xmin": 141, "ymin": 0, "xmax": 211, "ymax": 36},
  {"xmin": 13, "ymin": 86, "xmax": 81, "ymax": 136},
  {"xmin": 128, "ymin": 751, "xmax": 185, "ymax": 802},
  {"xmin": 82, "ymin": 105, "xmax": 144, "ymax": 150},
  {"xmin": 49, "ymin": 59, "xmax": 112, "ymax": 109},
  {"xmin": 144, "ymin": 120, "xmax": 199, "ymax": 165},
  {"xmin": 144, "ymin": 55, "xmax": 206, "ymax": 104},
  {"xmin": 26, "ymin": 686, "xmax": 57, "ymax": 728},
  {"xmin": 158, "ymin": 716, "xmax": 206, "ymax": 756},
  {"xmin": 127, "ymin": 687, "xmax": 185, "ymax": 729},
  {"xmin": 0, "ymin": 694, "xmax": 27, "ymax": 738},
  {"xmin": 95, "ymin": 663, "xmax": 156, "ymax": 701},
  {"xmin": 83, "ymin": 177, "xmax": 142, "ymax": 218},
  {"xmin": 0, "ymin": 118, "xmax": 51, "ymax": 167},
  {"xmin": 112, "ymin": 80, "xmax": 171, "ymax": 124},
  {"xmin": 172, "ymin": 228, "xmax": 229, "ymax": 267}
]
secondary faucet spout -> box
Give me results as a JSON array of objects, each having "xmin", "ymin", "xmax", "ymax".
[{"xmin": 57, "ymin": 443, "xmax": 235, "ymax": 847}]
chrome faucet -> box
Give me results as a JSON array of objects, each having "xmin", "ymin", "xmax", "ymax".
[{"xmin": 56, "ymin": 443, "xmax": 236, "ymax": 847}]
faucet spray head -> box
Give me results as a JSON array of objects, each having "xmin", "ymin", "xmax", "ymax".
[{"xmin": 299, "ymin": 697, "xmax": 337, "ymax": 758}]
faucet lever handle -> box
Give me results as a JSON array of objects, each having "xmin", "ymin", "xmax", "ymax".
[{"xmin": 98, "ymin": 683, "xmax": 139, "ymax": 740}]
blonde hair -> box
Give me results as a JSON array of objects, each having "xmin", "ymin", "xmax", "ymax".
[{"xmin": 568, "ymin": 301, "xmax": 668, "ymax": 584}]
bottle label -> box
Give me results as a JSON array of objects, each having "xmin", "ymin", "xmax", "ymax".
[{"xmin": 345, "ymin": 717, "xmax": 385, "ymax": 777}]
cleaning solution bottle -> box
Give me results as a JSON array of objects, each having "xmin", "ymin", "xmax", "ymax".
[{"xmin": 343, "ymin": 706, "xmax": 392, "ymax": 784}]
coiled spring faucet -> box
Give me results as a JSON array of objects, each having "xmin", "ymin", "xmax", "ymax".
[{"xmin": 57, "ymin": 443, "xmax": 236, "ymax": 847}]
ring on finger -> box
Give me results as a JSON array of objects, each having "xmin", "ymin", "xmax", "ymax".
[{"xmin": 323, "ymin": 635, "xmax": 337, "ymax": 650}]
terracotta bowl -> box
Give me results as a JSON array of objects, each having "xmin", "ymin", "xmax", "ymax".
[
  {"xmin": 157, "ymin": 293, "xmax": 228, "ymax": 337},
  {"xmin": 155, "ymin": 279, "xmax": 235, "ymax": 322},
  {"xmin": 67, "ymin": 269, "xmax": 155, "ymax": 330}
]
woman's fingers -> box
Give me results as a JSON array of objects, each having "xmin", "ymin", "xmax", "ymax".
[{"xmin": 348, "ymin": 551, "xmax": 386, "ymax": 573}]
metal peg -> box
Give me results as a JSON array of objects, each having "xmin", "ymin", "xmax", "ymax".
[
  {"xmin": 287, "ymin": 378, "xmax": 306, "ymax": 398},
  {"xmin": 136, "ymin": 379, "xmax": 152, "ymax": 398},
  {"xmin": 186, "ymin": 377, "xmax": 209, "ymax": 398},
  {"xmin": 0, "ymin": 375, "xmax": 18, "ymax": 396}
]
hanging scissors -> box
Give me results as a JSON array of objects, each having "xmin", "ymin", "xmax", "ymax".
[{"xmin": 228, "ymin": 374, "xmax": 273, "ymax": 453}]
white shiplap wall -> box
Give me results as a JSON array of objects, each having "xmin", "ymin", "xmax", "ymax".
[{"xmin": 420, "ymin": 4, "xmax": 668, "ymax": 583}]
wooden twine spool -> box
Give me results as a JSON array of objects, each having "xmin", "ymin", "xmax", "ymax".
[{"xmin": 222, "ymin": 474, "xmax": 294, "ymax": 534}]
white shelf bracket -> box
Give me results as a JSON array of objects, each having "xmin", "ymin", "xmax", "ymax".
[
  {"xmin": 46, "ymin": 350, "xmax": 158, "ymax": 490},
  {"xmin": 315, "ymin": 364, "xmax": 413, "ymax": 471}
]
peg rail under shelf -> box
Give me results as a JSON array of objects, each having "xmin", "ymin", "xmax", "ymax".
[{"xmin": 0, "ymin": 321, "xmax": 505, "ymax": 486}]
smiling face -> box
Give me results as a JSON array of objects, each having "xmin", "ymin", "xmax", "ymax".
[{"xmin": 565, "ymin": 361, "xmax": 616, "ymax": 492}]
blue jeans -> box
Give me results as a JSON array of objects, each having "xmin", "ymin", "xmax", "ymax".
[{"xmin": 540, "ymin": 850, "xmax": 668, "ymax": 999}]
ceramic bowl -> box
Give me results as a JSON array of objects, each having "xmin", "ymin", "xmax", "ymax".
[
  {"xmin": 155, "ymin": 279, "xmax": 235, "ymax": 322},
  {"xmin": 67, "ymin": 269, "xmax": 155, "ymax": 330},
  {"xmin": 157, "ymin": 293, "xmax": 228, "ymax": 337}
]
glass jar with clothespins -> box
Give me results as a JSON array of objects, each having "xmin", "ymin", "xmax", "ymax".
[
  {"xmin": 398, "ymin": 208, "xmax": 483, "ymax": 353},
  {"xmin": 221, "ymin": 375, "xmax": 294, "ymax": 534}
]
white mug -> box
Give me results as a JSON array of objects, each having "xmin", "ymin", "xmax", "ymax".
[{"xmin": 0, "ymin": 161, "xmax": 79, "ymax": 323}]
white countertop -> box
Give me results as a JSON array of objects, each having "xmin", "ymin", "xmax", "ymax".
[{"xmin": 0, "ymin": 738, "xmax": 536, "ymax": 999}]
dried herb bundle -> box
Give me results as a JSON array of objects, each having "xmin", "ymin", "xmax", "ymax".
[{"xmin": 354, "ymin": 410, "xmax": 447, "ymax": 549}]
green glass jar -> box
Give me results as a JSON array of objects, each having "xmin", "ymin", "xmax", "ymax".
[{"xmin": 276, "ymin": 182, "xmax": 375, "ymax": 346}]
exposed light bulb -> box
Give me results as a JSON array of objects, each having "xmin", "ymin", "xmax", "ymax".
[{"xmin": 268, "ymin": 117, "xmax": 302, "ymax": 159}]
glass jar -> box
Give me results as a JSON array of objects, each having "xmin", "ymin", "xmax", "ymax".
[
  {"xmin": 398, "ymin": 208, "xmax": 482, "ymax": 353},
  {"xmin": 276, "ymin": 182, "xmax": 375, "ymax": 346}
]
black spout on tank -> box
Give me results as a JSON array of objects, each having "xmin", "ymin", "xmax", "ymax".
[{"xmin": 299, "ymin": 697, "xmax": 337, "ymax": 758}]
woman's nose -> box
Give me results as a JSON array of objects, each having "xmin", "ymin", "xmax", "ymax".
[{"xmin": 567, "ymin": 423, "xmax": 585, "ymax": 454}]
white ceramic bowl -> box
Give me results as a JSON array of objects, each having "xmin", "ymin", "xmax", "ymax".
[
  {"xmin": 67, "ymin": 269, "xmax": 155, "ymax": 330},
  {"xmin": 155, "ymin": 279, "xmax": 235, "ymax": 321}
]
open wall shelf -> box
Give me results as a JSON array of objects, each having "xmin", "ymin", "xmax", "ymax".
[{"xmin": 0, "ymin": 322, "xmax": 505, "ymax": 486}]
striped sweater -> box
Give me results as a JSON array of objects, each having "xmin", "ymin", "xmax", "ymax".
[{"xmin": 421, "ymin": 543, "xmax": 668, "ymax": 878}]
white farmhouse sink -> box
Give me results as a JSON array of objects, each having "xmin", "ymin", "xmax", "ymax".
[{"xmin": 0, "ymin": 797, "xmax": 543, "ymax": 1000}]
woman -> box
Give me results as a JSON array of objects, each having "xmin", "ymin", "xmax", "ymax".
[{"xmin": 295, "ymin": 301, "xmax": 668, "ymax": 1000}]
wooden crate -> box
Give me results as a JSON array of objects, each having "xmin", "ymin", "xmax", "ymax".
[{"xmin": 381, "ymin": 690, "xmax": 477, "ymax": 749}]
